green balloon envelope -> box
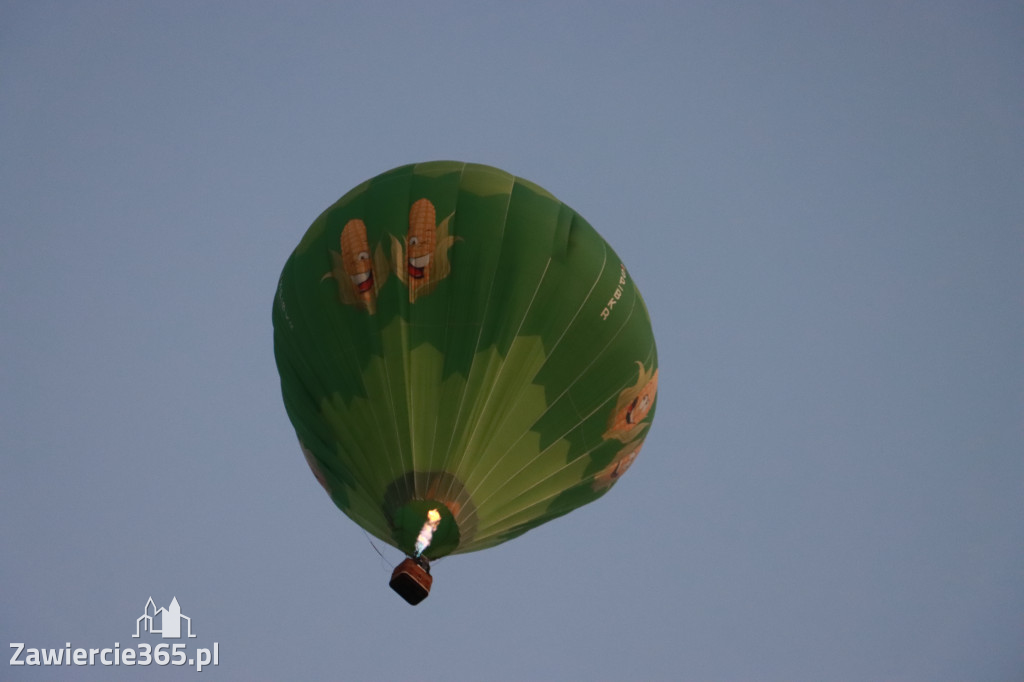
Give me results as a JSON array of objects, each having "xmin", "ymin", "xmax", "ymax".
[{"xmin": 273, "ymin": 161, "xmax": 658, "ymax": 560}]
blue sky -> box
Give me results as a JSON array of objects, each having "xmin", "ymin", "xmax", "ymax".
[{"xmin": 2, "ymin": 2, "xmax": 1022, "ymax": 680}]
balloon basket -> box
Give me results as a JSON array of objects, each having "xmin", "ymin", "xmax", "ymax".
[{"xmin": 390, "ymin": 557, "xmax": 432, "ymax": 605}]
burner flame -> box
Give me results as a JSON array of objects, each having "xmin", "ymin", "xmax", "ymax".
[{"xmin": 414, "ymin": 508, "xmax": 442, "ymax": 557}]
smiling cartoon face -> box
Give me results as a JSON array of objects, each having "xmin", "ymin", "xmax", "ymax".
[
  {"xmin": 390, "ymin": 198, "xmax": 457, "ymax": 303},
  {"xmin": 341, "ymin": 219, "xmax": 374, "ymax": 293},
  {"xmin": 593, "ymin": 440, "xmax": 644, "ymax": 491},
  {"xmin": 622, "ymin": 370, "xmax": 658, "ymax": 426},
  {"xmin": 324, "ymin": 218, "xmax": 388, "ymax": 313},
  {"xmin": 603, "ymin": 363, "xmax": 659, "ymax": 443},
  {"xmin": 407, "ymin": 198, "xmax": 437, "ymax": 280}
]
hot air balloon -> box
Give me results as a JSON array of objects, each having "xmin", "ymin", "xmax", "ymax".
[{"xmin": 273, "ymin": 161, "xmax": 658, "ymax": 604}]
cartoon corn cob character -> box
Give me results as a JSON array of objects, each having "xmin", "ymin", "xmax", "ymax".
[
  {"xmin": 391, "ymin": 198, "xmax": 457, "ymax": 303},
  {"xmin": 593, "ymin": 438, "xmax": 645, "ymax": 491},
  {"xmin": 406, "ymin": 198, "xmax": 436, "ymax": 281},
  {"xmin": 602, "ymin": 361, "xmax": 659, "ymax": 443},
  {"xmin": 323, "ymin": 218, "xmax": 389, "ymax": 313}
]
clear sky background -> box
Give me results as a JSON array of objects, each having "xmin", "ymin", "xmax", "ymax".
[{"xmin": 2, "ymin": 2, "xmax": 1022, "ymax": 681}]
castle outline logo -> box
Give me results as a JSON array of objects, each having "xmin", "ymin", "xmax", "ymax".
[{"xmin": 133, "ymin": 596, "xmax": 197, "ymax": 639}]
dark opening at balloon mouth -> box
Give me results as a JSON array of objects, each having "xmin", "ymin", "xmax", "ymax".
[
  {"xmin": 389, "ymin": 500, "xmax": 460, "ymax": 558},
  {"xmin": 381, "ymin": 471, "xmax": 477, "ymax": 558}
]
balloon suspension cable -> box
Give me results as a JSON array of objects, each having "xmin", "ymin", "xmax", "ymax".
[{"xmin": 363, "ymin": 530, "xmax": 390, "ymax": 570}]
